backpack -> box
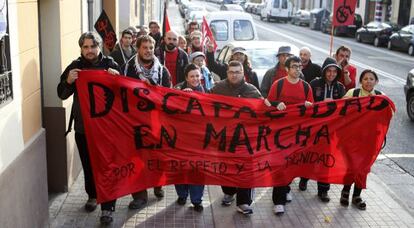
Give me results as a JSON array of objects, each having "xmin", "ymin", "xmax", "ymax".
[
  {"xmin": 352, "ymin": 88, "xmax": 381, "ymax": 97},
  {"xmin": 276, "ymin": 78, "xmax": 310, "ymax": 100}
]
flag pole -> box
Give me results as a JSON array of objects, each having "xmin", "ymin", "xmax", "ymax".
[{"xmin": 329, "ymin": 5, "xmax": 334, "ymax": 57}]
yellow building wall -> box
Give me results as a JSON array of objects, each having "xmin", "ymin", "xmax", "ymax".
[{"xmin": 15, "ymin": 0, "xmax": 42, "ymax": 143}]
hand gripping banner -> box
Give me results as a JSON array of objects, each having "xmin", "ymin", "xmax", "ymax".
[{"xmin": 76, "ymin": 70, "xmax": 395, "ymax": 203}]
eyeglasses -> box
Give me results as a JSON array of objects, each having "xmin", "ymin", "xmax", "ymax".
[{"xmin": 289, "ymin": 64, "xmax": 303, "ymax": 70}]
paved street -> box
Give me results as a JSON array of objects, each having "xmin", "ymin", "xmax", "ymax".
[{"xmin": 48, "ymin": 1, "xmax": 414, "ymax": 227}]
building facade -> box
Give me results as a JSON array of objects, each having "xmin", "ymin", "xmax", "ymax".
[{"xmin": 0, "ymin": 0, "xmax": 163, "ymax": 227}]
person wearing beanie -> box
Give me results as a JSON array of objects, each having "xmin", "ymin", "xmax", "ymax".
[
  {"xmin": 190, "ymin": 51, "xmax": 214, "ymax": 90},
  {"xmin": 298, "ymin": 57, "xmax": 346, "ymax": 202},
  {"xmin": 188, "ymin": 30, "xmax": 203, "ymax": 54}
]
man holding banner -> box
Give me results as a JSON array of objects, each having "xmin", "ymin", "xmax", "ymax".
[
  {"xmin": 264, "ymin": 56, "xmax": 314, "ymax": 215},
  {"xmin": 125, "ymin": 34, "xmax": 171, "ymax": 210},
  {"xmin": 211, "ymin": 61, "xmax": 262, "ymax": 215},
  {"xmin": 57, "ymin": 32, "xmax": 120, "ymax": 225}
]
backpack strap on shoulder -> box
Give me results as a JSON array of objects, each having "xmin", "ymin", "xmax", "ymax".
[{"xmin": 353, "ymin": 88, "xmax": 361, "ymax": 97}]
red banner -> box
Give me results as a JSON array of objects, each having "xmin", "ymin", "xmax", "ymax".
[
  {"xmin": 77, "ymin": 70, "xmax": 395, "ymax": 203},
  {"xmin": 332, "ymin": 0, "xmax": 357, "ymax": 26}
]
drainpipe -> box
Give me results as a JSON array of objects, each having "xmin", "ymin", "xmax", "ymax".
[{"xmin": 88, "ymin": 0, "xmax": 94, "ymax": 31}]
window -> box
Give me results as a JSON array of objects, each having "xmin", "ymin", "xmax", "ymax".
[
  {"xmin": 273, "ymin": 0, "xmax": 279, "ymax": 8},
  {"xmin": 210, "ymin": 20, "xmax": 228, "ymax": 41},
  {"xmin": 282, "ymin": 0, "xmax": 288, "ymax": 9},
  {"xmin": 234, "ymin": 20, "xmax": 254, "ymax": 41},
  {"xmin": 0, "ymin": 0, "xmax": 12, "ymax": 108}
]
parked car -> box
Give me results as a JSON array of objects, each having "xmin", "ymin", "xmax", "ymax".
[
  {"xmin": 387, "ymin": 25, "xmax": 414, "ymax": 55},
  {"xmin": 179, "ymin": 0, "xmax": 191, "ymax": 17},
  {"xmin": 404, "ymin": 68, "xmax": 414, "ymax": 121},
  {"xmin": 215, "ymin": 41, "xmax": 299, "ymax": 86},
  {"xmin": 355, "ymin": 21, "xmax": 399, "ymax": 47},
  {"xmin": 291, "ymin": 10, "xmax": 310, "ymax": 26},
  {"xmin": 260, "ymin": 0, "xmax": 293, "ymax": 22},
  {"xmin": 321, "ymin": 13, "xmax": 362, "ymax": 36},
  {"xmin": 220, "ymin": 4, "xmax": 244, "ymax": 12},
  {"xmin": 309, "ymin": 8, "xmax": 330, "ymax": 30},
  {"xmin": 184, "ymin": 4, "xmax": 207, "ymax": 22},
  {"xmin": 244, "ymin": 2, "xmax": 256, "ymax": 13},
  {"xmin": 206, "ymin": 11, "xmax": 259, "ymax": 52},
  {"xmin": 184, "ymin": 10, "xmax": 206, "ymax": 28}
]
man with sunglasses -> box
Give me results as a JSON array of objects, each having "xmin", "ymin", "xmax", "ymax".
[{"xmin": 264, "ymin": 56, "xmax": 314, "ymax": 216}]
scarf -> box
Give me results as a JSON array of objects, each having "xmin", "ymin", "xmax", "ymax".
[{"xmin": 134, "ymin": 55, "xmax": 163, "ymax": 85}]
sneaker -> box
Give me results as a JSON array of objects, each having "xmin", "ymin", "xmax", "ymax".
[
  {"xmin": 286, "ymin": 192, "xmax": 293, "ymax": 203},
  {"xmin": 128, "ymin": 198, "xmax": 147, "ymax": 210},
  {"xmin": 318, "ymin": 192, "xmax": 330, "ymax": 203},
  {"xmin": 299, "ymin": 179, "xmax": 308, "ymax": 191},
  {"xmin": 273, "ymin": 205, "xmax": 285, "ymax": 215},
  {"xmin": 84, "ymin": 198, "xmax": 97, "ymax": 212},
  {"xmin": 193, "ymin": 203, "xmax": 204, "ymax": 212},
  {"xmin": 221, "ymin": 194, "xmax": 235, "ymax": 206},
  {"xmin": 154, "ymin": 187, "xmax": 164, "ymax": 198},
  {"xmin": 100, "ymin": 210, "xmax": 113, "ymax": 225},
  {"xmin": 176, "ymin": 197, "xmax": 187, "ymax": 205},
  {"xmin": 237, "ymin": 204, "xmax": 253, "ymax": 215}
]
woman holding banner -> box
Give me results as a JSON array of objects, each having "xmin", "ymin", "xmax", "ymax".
[
  {"xmin": 173, "ymin": 63, "xmax": 206, "ymax": 212},
  {"xmin": 340, "ymin": 69, "xmax": 384, "ymax": 210}
]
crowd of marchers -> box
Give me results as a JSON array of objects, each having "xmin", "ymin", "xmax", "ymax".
[{"xmin": 57, "ymin": 19, "xmax": 386, "ymax": 225}]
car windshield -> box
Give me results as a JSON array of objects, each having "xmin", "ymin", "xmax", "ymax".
[
  {"xmin": 246, "ymin": 48, "xmax": 277, "ymax": 69},
  {"xmin": 210, "ymin": 20, "xmax": 228, "ymax": 41},
  {"xmin": 234, "ymin": 20, "xmax": 254, "ymax": 40}
]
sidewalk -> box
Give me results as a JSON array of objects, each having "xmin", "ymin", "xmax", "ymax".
[
  {"xmin": 48, "ymin": 2, "xmax": 414, "ymax": 227},
  {"xmin": 48, "ymin": 171, "xmax": 414, "ymax": 227}
]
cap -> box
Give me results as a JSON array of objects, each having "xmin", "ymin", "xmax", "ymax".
[
  {"xmin": 190, "ymin": 51, "xmax": 205, "ymax": 62},
  {"xmin": 276, "ymin": 46, "xmax": 292, "ymax": 56},
  {"xmin": 231, "ymin": 47, "xmax": 247, "ymax": 56}
]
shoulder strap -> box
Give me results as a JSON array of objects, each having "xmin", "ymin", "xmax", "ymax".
[
  {"xmin": 65, "ymin": 104, "xmax": 74, "ymax": 136},
  {"xmin": 276, "ymin": 79, "xmax": 284, "ymax": 100},
  {"xmin": 353, "ymin": 88, "xmax": 361, "ymax": 97},
  {"xmin": 302, "ymin": 80, "xmax": 309, "ymax": 100},
  {"xmin": 374, "ymin": 90, "xmax": 382, "ymax": 95}
]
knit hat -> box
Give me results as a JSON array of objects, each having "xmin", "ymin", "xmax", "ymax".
[
  {"xmin": 190, "ymin": 30, "xmax": 202, "ymax": 40},
  {"xmin": 190, "ymin": 51, "xmax": 205, "ymax": 62},
  {"xmin": 231, "ymin": 47, "xmax": 247, "ymax": 56},
  {"xmin": 276, "ymin": 46, "xmax": 292, "ymax": 56},
  {"xmin": 321, "ymin": 57, "xmax": 342, "ymax": 80}
]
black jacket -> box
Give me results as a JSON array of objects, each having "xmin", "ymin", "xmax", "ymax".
[
  {"xmin": 302, "ymin": 60, "xmax": 322, "ymax": 83},
  {"xmin": 57, "ymin": 53, "xmax": 120, "ymax": 134},
  {"xmin": 155, "ymin": 45, "xmax": 189, "ymax": 84},
  {"xmin": 310, "ymin": 78, "xmax": 345, "ymax": 102},
  {"xmin": 109, "ymin": 43, "xmax": 136, "ymax": 73},
  {"xmin": 205, "ymin": 51, "xmax": 260, "ymax": 91},
  {"xmin": 124, "ymin": 55, "xmax": 172, "ymax": 88},
  {"xmin": 174, "ymin": 81, "xmax": 208, "ymax": 93}
]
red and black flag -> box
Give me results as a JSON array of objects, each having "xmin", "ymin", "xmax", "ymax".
[
  {"xmin": 162, "ymin": 2, "xmax": 171, "ymax": 36},
  {"xmin": 94, "ymin": 10, "xmax": 117, "ymax": 52}
]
